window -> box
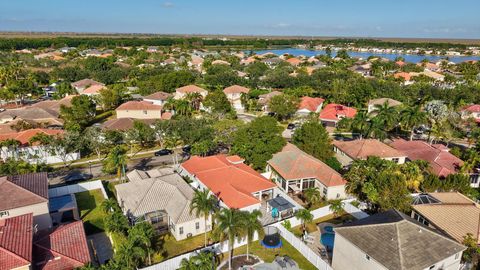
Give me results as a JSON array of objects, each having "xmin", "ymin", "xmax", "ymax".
[
  {"xmin": 322, "ymin": 187, "xmax": 327, "ymax": 196},
  {"xmin": 179, "ymin": 227, "xmax": 184, "ymax": 235},
  {"xmin": 392, "ymin": 158, "xmax": 399, "ymax": 163},
  {"xmin": 195, "ymin": 222, "xmax": 200, "ymax": 230},
  {"xmin": 429, "ymin": 265, "xmax": 435, "ymax": 269},
  {"xmin": 143, "ymin": 110, "xmax": 148, "ymax": 115},
  {"xmin": 365, "ymin": 254, "xmax": 370, "ymax": 260}
]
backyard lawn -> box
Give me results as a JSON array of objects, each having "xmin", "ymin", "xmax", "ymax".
[
  {"xmin": 291, "ymin": 213, "xmax": 354, "ymax": 237},
  {"xmin": 75, "ymin": 189, "xmax": 107, "ymax": 235},
  {"xmin": 227, "ymin": 237, "xmax": 317, "ymax": 270},
  {"xmin": 152, "ymin": 232, "xmax": 214, "ymax": 263}
]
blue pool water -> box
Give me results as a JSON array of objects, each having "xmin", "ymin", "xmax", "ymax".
[{"xmin": 321, "ymin": 226, "xmax": 335, "ymax": 250}]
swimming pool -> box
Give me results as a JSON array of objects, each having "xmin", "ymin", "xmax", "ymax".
[{"xmin": 321, "ymin": 226, "xmax": 335, "ymax": 250}]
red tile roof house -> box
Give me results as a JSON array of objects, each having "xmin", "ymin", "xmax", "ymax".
[
  {"xmin": 332, "ymin": 139, "xmax": 407, "ymax": 166},
  {"xmin": 116, "ymin": 101, "xmax": 171, "ymax": 120},
  {"xmin": 143, "ymin": 91, "xmax": 173, "ymax": 106},
  {"xmin": 174, "ymin": 85, "xmax": 209, "ymax": 100},
  {"xmin": 178, "ymin": 155, "xmax": 277, "ymax": 212},
  {"xmin": 390, "ymin": 139, "xmax": 479, "ymax": 187},
  {"xmin": 296, "ymin": 96, "xmax": 325, "ymax": 116},
  {"xmin": 319, "ymin": 104, "xmax": 357, "ymax": 128},
  {"xmin": 0, "ymin": 129, "xmax": 80, "ymax": 164},
  {"xmin": 223, "ymin": 85, "xmax": 250, "ymax": 112},
  {"xmin": 0, "ymin": 214, "xmax": 33, "ymax": 270},
  {"xmin": 70, "ymin": 79, "xmax": 104, "ymax": 94},
  {"xmin": 0, "ymin": 173, "xmax": 52, "ymax": 231},
  {"xmin": 266, "ymin": 143, "xmax": 347, "ymax": 200},
  {"xmin": 460, "ymin": 104, "xmax": 480, "ymax": 122},
  {"xmin": 80, "ymin": 84, "xmax": 106, "ymax": 97},
  {"xmin": 258, "ymin": 91, "xmax": 282, "ymax": 112}
]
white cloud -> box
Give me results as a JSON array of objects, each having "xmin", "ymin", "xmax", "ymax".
[{"xmin": 162, "ymin": 2, "xmax": 174, "ymax": 8}]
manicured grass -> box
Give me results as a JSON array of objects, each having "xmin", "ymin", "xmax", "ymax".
[
  {"xmin": 306, "ymin": 200, "xmax": 328, "ymax": 211},
  {"xmin": 75, "ymin": 189, "xmax": 107, "ymax": 235},
  {"xmin": 226, "ymin": 237, "xmax": 317, "ymax": 270},
  {"xmin": 152, "ymin": 232, "xmax": 213, "ymax": 263},
  {"xmin": 291, "ymin": 213, "xmax": 354, "ymax": 237}
]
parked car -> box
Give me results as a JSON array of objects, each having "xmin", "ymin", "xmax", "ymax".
[
  {"xmin": 63, "ymin": 172, "xmax": 93, "ymax": 183},
  {"xmin": 0, "ymin": 108, "xmax": 6, "ymax": 112},
  {"xmin": 287, "ymin": 123, "xmax": 296, "ymax": 130},
  {"xmin": 154, "ymin": 149, "xmax": 173, "ymax": 156},
  {"xmin": 182, "ymin": 145, "xmax": 192, "ymax": 153}
]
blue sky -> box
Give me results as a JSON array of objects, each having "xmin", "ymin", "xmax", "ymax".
[{"xmin": 0, "ymin": 0, "xmax": 479, "ymax": 39}]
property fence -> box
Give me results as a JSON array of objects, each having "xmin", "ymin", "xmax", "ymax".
[
  {"xmin": 342, "ymin": 199, "xmax": 370, "ymax": 220},
  {"xmin": 48, "ymin": 180, "xmax": 108, "ymax": 199},
  {"xmin": 283, "ymin": 205, "xmax": 334, "ymax": 227}
]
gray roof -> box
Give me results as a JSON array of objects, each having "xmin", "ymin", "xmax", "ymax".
[
  {"xmin": 116, "ymin": 168, "xmax": 199, "ymax": 224},
  {"xmin": 335, "ymin": 210, "xmax": 466, "ymax": 270}
]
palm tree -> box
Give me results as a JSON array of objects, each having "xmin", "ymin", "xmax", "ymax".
[
  {"xmin": 179, "ymin": 257, "xmax": 197, "ymax": 270},
  {"xmin": 328, "ymin": 199, "xmax": 344, "ymax": 218},
  {"xmin": 400, "ymin": 105, "xmax": 427, "ymax": 141},
  {"xmin": 351, "ymin": 110, "xmax": 370, "ymax": 139},
  {"xmin": 185, "ymin": 92, "xmax": 203, "ymax": 111},
  {"xmin": 101, "ymin": 198, "xmax": 119, "ymax": 213},
  {"xmin": 104, "ymin": 211, "xmax": 129, "ymax": 235},
  {"xmin": 295, "ymin": 209, "xmax": 313, "ymax": 234},
  {"xmin": 303, "ymin": 187, "xmax": 322, "ymax": 208},
  {"xmin": 213, "ymin": 208, "xmax": 245, "ymax": 270},
  {"xmin": 115, "ymin": 238, "xmax": 146, "ymax": 269},
  {"xmin": 400, "ymin": 162, "xmax": 425, "ymax": 192},
  {"xmin": 128, "ymin": 222, "xmax": 156, "ymax": 266},
  {"xmin": 242, "ymin": 210, "xmax": 264, "ymax": 261},
  {"xmin": 190, "ymin": 189, "xmax": 217, "ymax": 248},
  {"xmin": 366, "ymin": 117, "xmax": 387, "ymax": 141},
  {"xmin": 104, "ymin": 146, "xmax": 128, "ymax": 180},
  {"xmin": 370, "ymin": 101, "xmax": 397, "ymax": 132},
  {"xmin": 179, "ymin": 252, "xmax": 215, "ymax": 270}
]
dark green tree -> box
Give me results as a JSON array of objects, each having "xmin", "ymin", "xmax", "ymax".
[{"xmin": 292, "ymin": 120, "xmax": 333, "ymax": 162}]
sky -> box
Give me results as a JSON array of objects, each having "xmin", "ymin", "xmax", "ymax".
[{"xmin": 0, "ymin": 0, "xmax": 479, "ymax": 39}]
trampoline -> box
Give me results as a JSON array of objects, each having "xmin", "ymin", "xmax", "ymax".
[{"xmin": 261, "ymin": 226, "xmax": 282, "ymax": 249}]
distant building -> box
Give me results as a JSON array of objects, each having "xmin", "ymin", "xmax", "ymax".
[
  {"xmin": 333, "ymin": 139, "xmax": 407, "ymax": 166},
  {"xmin": 319, "ymin": 104, "xmax": 357, "ymax": 127},
  {"xmin": 296, "ymin": 96, "xmax": 324, "ymax": 116},
  {"xmin": 223, "ymin": 85, "xmax": 249, "ymax": 111},
  {"xmin": 116, "ymin": 101, "xmax": 169, "ymax": 120},
  {"xmin": 460, "ymin": 104, "xmax": 480, "ymax": 122},
  {"xmin": 143, "ymin": 91, "xmax": 172, "ymax": 106},
  {"xmin": 174, "ymin": 85, "xmax": 208, "ymax": 100},
  {"xmin": 71, "ymin": 79, "xmax": 104, "ymax": 94},
  {"xmin": 367, "ymin": 98, "xmax": 402, "ymax": 114},
  {"xmin": 258, "ymin": 91, "xmax": 282, "ymax": 112}
]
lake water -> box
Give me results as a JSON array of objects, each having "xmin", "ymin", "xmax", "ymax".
[{"xmin": 253, "ymin": 48, "xmax": 480, "ymax": 63}]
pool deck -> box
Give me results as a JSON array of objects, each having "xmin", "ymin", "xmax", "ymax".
[{"xmin": 303, "ymin": 223, "xmax": 336, "ymax": 264}]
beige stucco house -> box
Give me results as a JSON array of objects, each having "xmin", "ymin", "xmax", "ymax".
[
  {"xmin": 115, "ymin": 100, "xmax": 163, "ymax": 120},
  {"xmin": 333, "ymin": 139, "xmax": 407, "ymax": 166}
]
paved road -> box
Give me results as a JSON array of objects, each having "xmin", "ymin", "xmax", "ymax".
[{"xmin": 49, "ymin": 151, "xmax": 185, "ymax": 186}]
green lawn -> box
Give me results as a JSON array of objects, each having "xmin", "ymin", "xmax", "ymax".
[
  {"xmin": 152, "ymin": 232, "xmax": 213, "ymax": 263},
  {"xmin": 75, "ymin": 189, "xmax": 107, "ymax": 235},
  {"xmin": 291, "ymin": 213, "xmax": 354, "ymax": 237},
  {"xmin": 228, "ymin": 237, "xmax": 317, "ymax": 270}
]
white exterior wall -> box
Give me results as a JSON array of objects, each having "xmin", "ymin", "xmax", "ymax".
[
  {"xmin": 334, "ymin": 147, "xmax": 406, "ymax": 165},
  {"xmin": 0, "ymin": 202, "xmax": 52, "ymax": 230},
  {"xmin": 226, "ymin": 93, "xmax": 244, "ymax": 110},
  {"xmin": 170, "ymin": 215, "xmax": 211, "ymax": 241},
  {"xmin": 143, "ymin": 99, "xmax": 166, "ymax": 106},
  {"xmin": 174, "ymin": 90, "xmax": 208, "ymax": 100},
  {"xmin": 333, "ymin": 233, "xmax": 463, "ymax": 270},
  {"xmin": 325, "ymin": 184, "xmax": 347, "ymax": 200},
  {"xmin": 0, "ymin": 146, "xmax": 80, "ymax": 164}
]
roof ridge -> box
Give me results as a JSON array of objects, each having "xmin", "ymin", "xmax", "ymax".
[
  {"xmin": 395, "ymin": 221, "xmax": 405, "ymax": 270},
  {"xmin": 34, "ymin": 244, "xmax": 85, "ymax": 266}
]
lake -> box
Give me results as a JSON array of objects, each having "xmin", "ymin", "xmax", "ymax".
[{"xmin": 252, "ymin": 48, "xmax": 480, "ymax": 63}]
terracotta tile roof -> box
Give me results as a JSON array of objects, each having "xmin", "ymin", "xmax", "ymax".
[
  {"xmin": 319, "ymin": 104, "xmax": 357, "ymax": 122},
  {"xmin": 181, "ymin": 155, "xmax": 276, "ymax": 209},
  {"xmin": 333, "ymin": 139, "xmax": 406, "ymax": 159},
  {"xmin": 101, "ymin": 118, "xmax": 156, "ymax": 131},
  {"xmin": 116, "ymin": 101, "xmax": 162, "ymax": 111},
  {"xmin": 211, "ymin": 60, "xmax": 230, "ymax": 66},
  {"xmin": 390, "ymin": 139, "xmax": 463, "ymax": 177},
  {"xmin": 268, "ymin": 143, "xmax": 345, "ymax": 187},
  {"xmin": 258, "ymin": 91, "xmax": 282, "ymax": 105},
  {"xmin": 0, "ymin": 129, "xmax": 64, "ymax": 145},
  {"xmin": 0, "ymin": 173, "xmax": 49, "ymax": 211},
  {"xmin": 0, "ymin": 214, "xmax": 33, "ymax": 269},
  {"xmin": 286, "ymin": 58, "xmax": 302, "ymax": 66},
  {"xmin": 413, "ymin": 192, "xmax": 480, "ymax": 244},
  {"xmin": 462, "ymin": 104, "xmax": 480, "ymax": 113},
  {"xmin": 335, "ymin": 209, "xmax": 465, "ymax": 270},
  {"xmin": 394, "ymin": 72, "xmax": 413, "ymax": 81},
  {"xmin": 368, "ymin": 98, "xmax": 402, "ymax": 107},
  {"xmin": 71, "ymin": 79, "xmax": 103, "ymax": 89},
  {"xmin": 34, "ymin": 221, "xmax": 91, "ymax": 270},
  {"xmin": 298, "ymin": 97, "xmax": 324, "ymax": 112},
  {"xmin": 223, "ymin": 85, "xmax": 250, "ymax": 94},
  {"xmin": 395, "ymin": 60, "xmax": 405, "ymax": 67},
  {"xmin": 176, "ymin": 85, "xmax": 208, "ymax": 94},
  {"xmin": 82, "ymin": 84, "xmax": 105, "ymax": 95},
  {"xmin": 144, "ymin": 91, "xmax": 172, "ymax": 101}
]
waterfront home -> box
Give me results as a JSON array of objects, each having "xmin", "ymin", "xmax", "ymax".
[
  {"xmin": 71, "ymin": 79, "xmax": 104, "ymax": 94},
  {"xmin": 116, "ymin": 168, "xmax": 211, "ymax": 240},
  {"xmin": 319, "ymin": 104, "xmax": 357, "ymax": 127},
  {"xmin": 262, "ymin": 57, "xmax": 283, "ymax": 68},
  {"xmin": 412, "ymin": 192, "xmax": 480, "ymax": 245},
  {"xmin": 116, "ymin": 100, "xmax": 169, "ymax": 120},
  {"xmin": 0, "ymin": 173, "xmax": 52, "ymax": 230},
  {"xmin": 143, "ymin": 91, "xmax": 172, "ymax": 106},
  {"xmin": 0, "ymin": 129, "xmax": 81, "ymax": 164},
  {"xmin": 393, "ymin": 72, "xmax": 415, "ymax": 85},
  {"xmin": 174, "ymin": 85, "xmax": 208, "ymax": 100},
  {"xmin": 266, "ymin": 143, "xmax": 346, "ymax": 200},
  {"xmin": 367, "ymin": 98, "xmax": 402, "ymax": 114},
  {"xmin": 178, "ymin": 155, "xmax": 277, "ymax": 212},
  {"xmin": 296, "ymin": 96, "xmax": 324, "ymax": 116},
  {"xmin": 333, "ymin": 139, "xmax": 407, "ymax": 166},
  {"xmin": 286, "ymin": 57, "xmax": 302, "ymax": 66},
  {"xmin": 333, "ymin": 209, "xmax": 465, "ymax": 270},
  {"xmin": 223, "ymin": 85, "xmax": 249, "ymax": 111}
]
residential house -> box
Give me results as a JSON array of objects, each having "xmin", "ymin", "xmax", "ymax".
[
  {"xmin": 211, "ymin": 60, "xmax": 230, "ymax": 66},
  {"xmin": 412, "ymin": 192, "xmax": 480, "ymax": 245},
  {"xmin": 81, "ymin": 84, "xmax": 105, "ymax": 96},
  {"xmin": 367, "ymin": 98, "xmax": 402, "ymax": 114},
  {"xmin": 178, "ymin": 155, "xmax": 277, "ymax": 212},
  {"xmin": 0, "ymin": 129, "xmax": 81, "ymax": 164},
  {"xmin": 101, "ymin": 118, "xmax": 156, "ymax": 131},
  {"xmin": 0, "ymin": 173, "xmax": 52, "ymax": 230},
  {"xmin": 223, "ymin": 85, "xmax": 249, "ymax": 111},
  {"xmin": 389, "ymin": 139, "xmax": 479, "ymax": 186},
  {"xmin": 393, "ymin": 72, "xmax": 415, "ymax": 85},
  {"xmin": 143, "ymin": 91, "xmax": 172, "ymax": 106},
  {"xmin": 174, "ymin": 85, "xmax": 208, "ymax": 100},
  {"xmin": 286, "ymin": 57, "xmax": 302, "ymax": 66},
  {"xmin": 460, "ymin": 104, "xmax": 480, "ymax": 122},
  {"xmin": 333, "ymin": 139, "xmax": 407, "ymax": 166},
  {"xmin": 296, "ymin": 96, "xmax": 324, "ymax": 116},
  {"xmin": 116, "ymin": 168, "xmax": 211, "ymax": 240},
  {"xmin": 258, "ymin": 91, "xmax": 282, "ymax": 112},
  {"xmin": 71, "ymin": 79, "xmax": 104, "ymax": 94},
  {"xmin": 332, "ymin": 209, "xmax": 465, "ymax": 270},
  {"xmin": 0, "ymin": 214, "xmax": 33, "ymax": 270},
  {"xmin": 319, "ymin": 104, "xmax": 357, "ymax": 127},
  {"xmin": 349, "ymin": 64, "xmax": 372, "ymax": 77},
  {"xmin": 266, "ymin": 143, "xmax": 346, "ymax": 200},
  {"xmin": 116, "ymin": 101, "xmax": 170, "ymax": 120},
  {"xmin": 262, "ymin": 57, "xmax": 283, "ymax": 68}
]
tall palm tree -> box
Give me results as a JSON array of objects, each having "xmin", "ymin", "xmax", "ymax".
[
  {"xmin": 185, "ymin": 92, "xmax": 203, "ymax": 111},
  {"xmin": 400, "ymin": 105, "xmax": 427, "ymax": 141},
  {"xmin": 370, "ymin": 101, "xmax": 398, "ymax": 132},
  {"xmin": 328, "ymin": 200, "xmax": 344, "ymax": 218},
  {"xmin": 115, "ymin": 238, "xmax": 146, "ymax": 269},
  {"xmin": 213, "ymin": 208, "xmax": 245, "ymax": 270},
  {"xmin": 101, "ymin": 198, "xmax": 119, "ymax": 213},
  {"xmin": 179, "ymin": 252, "xmax": 215, "ymax": 270},
  {"xmin": 303, "ymin": 187, "xmax": 322, "ymax": 208},
  {"xmin": 366, "ymin": 118, "xmax": 387, "ymax": 141},
  {"xmin": 190, "ymin": 189, "xmax": 217, "ymax": 248},
  {"xmin": 295, "ymin": 209, "xmax": 313, "ymax": 234},
  {"xmin": 105, "ymin": 146, "xmax": 128, "ymax": 180},
  {"xmin": 128, "ymin": 222, "xmax": 156, "ymax": 266},
  {"xmin": 351, "ymin": 110, "xmax": 370, "ymax": 139},
  {"xmin": 242, "ymin": 210, "xmax": 264, "ymax": 261}
]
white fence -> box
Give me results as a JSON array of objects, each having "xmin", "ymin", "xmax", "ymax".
[
  {"xmin": 342, "ymin": 199, "xmax": 370, "ymax": 220},
  {"xmin": 48, "ymin": 180, "xmax": 108, "ymax": 199},
  {"xmin": 283, "ymin": 205, "xmax": 333, "ymax": 227}
]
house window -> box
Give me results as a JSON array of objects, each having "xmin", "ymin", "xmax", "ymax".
[
  {"xmin": 322, "ymin": 187, "xmax": 327, "ymax": 196},
  {"xmin": 195, "ymin": 222, "xmax": 200, "ymax": 230},
  {"xmin": 302, "ymin": 179, "xmax": 315, "ymax": 189},
  {"xmin": 143, "ymin": 110, "xmax": 148, "ymax": 115},
  {"xmin": 392, "ymin": 158, "xmax": 399, "ymax": 163},
  {"xmin": 365, "ymin": 254, "xmax": 370, "ymax": 260},
  {"xmin": 179, "ymin": 227, "xmax": 184, "ymax": 235},
  {"xmin": 429, "ymin": 265, "xmax": 435, "ymax": 269}
]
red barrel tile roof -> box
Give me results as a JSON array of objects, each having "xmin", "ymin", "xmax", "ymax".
[{"xmin": 0, "ymin": 214, "xmax": 33, "ymax": 270}]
